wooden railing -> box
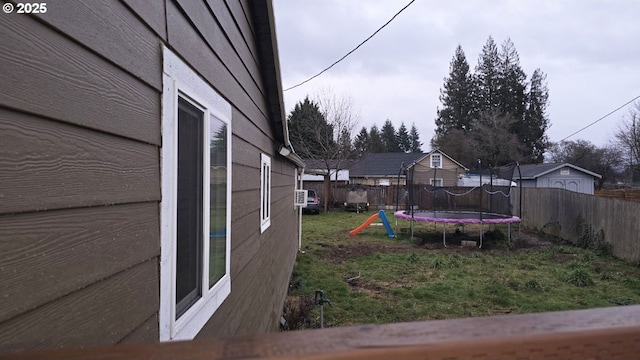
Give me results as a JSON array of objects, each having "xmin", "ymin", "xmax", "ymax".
[{"xmin": 4, "ymin": 305, "xmax": 640, "ymax": 359}]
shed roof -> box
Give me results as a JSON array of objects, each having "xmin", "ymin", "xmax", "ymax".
[{"xmin": 514, "ymin": 163, "xmax": 602, "ymax": 180}]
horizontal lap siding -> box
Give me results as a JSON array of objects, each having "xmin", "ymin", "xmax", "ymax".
[
  {"xmin": 0, "ymin": 110, "xmax": 159, "ymax": 214},
  {"xmin": 0, "ymin": 0, "xmax": 162, "ymax": 352},
  {"xmin": 165, "ymin": 0, "xmax": 299, "ymax": 338},
  {"xmin": 0, "ymin": 202, "xmax": 159, "ymax": 323},
  {"xmin": 0, "ymin": 9, "xmax": 160, "ymax": 145},
  {"xmin": 0, "ymin": 259, "xmax": 159, "ymax": 353}
]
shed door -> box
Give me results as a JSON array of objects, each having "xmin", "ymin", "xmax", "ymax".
[{"xmin": 549, "ymin": 178, "xmax": 581, "ymax": 192}]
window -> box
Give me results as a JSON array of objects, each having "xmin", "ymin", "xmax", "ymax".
[
  {"xmin": 260, "ymin": 153, "xmax": 271, "ymax": 232},
  {"xmin": 160, "ymin": 47, "xmax": 231, "ymax": 341},
  {"xmin": 431, "ymin": 154, "xmax": 442, "ymax": 168},
  {"xmin": 430, "ymin": 178, "xmax": 443, "ymax": 187}
]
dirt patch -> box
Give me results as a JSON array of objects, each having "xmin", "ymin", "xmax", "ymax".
[{"xmin": 314, "ymin": 231, "xmax": 554, "ymax": 264}]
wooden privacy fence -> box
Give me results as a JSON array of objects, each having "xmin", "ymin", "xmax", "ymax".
[
  {"xmin": 512, "ymin": 187, "xmax": 640, "ymax": 263},
  {"xmin": 302, "ymin": 184, "xmax": 406, "ymax": 208},
  {"xmin": 595, "ymin": 188, "xmax": 640, "ymax": 203},
  {"xmin": 302, "ymin": 184, "xmax": 515, "ymax": 215}
]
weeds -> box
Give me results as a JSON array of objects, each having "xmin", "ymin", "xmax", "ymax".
[
  {"xmin": 575, "ymin": 215, "xmax": 612, "ymax": 256},
  {"xmin": 284, "ymin": 210, "xmax": 640, "ymax": 329},
  {"xmin": 564, "ymin": 268, "xmax": 594, "ymax": 287}
]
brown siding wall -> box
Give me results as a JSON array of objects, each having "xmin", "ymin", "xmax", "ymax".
[
  {"xmin": 413, "ymin": 155, "xmax": 466, "ymax": 187},
  {"xmin": 0, "ymin": 0, "xmax": 298, "ymax": 353}
]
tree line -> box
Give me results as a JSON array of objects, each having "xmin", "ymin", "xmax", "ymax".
[
  {"xmin": 287, "ymin": 95, "xmax": 423, "ymax": 160},
  {"xmin": 431, "ymin": 36, "xmax": 550, "ymax": 168},
  {"xmin": 352, "ymin": 120, "xmax": 422, "ymax": 155}
]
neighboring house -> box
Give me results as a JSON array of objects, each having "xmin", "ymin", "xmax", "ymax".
[
  {"xmin": 349, "ymin": 150, "xmax": 468, "ymax": 187},
  {"xmin": 349, "ymin": 153, "xmax": 426, "ymax": 186},
  {"xmin": 408, "ymin": 149, "xmax": 469, "ymax": 187},
  {"xmin": 0, "ymin": 0, "xmax": 304, "ymax": 353},
  {"xmin": 513, "ymin": 163, "xmax": 602, "ymax": 195}
]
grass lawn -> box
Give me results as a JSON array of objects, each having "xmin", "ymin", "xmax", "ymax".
[{"xmin": 284, "ymin": 210, "xmax": 640, "ymax": 329}]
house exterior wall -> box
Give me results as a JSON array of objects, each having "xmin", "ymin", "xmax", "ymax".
[
  {"xmin": 0, "ymin": 0, "xmax": 299, "ymax": 353},
  {"xmin": 412, "ymin": 154, "xmax": 466, "ymax": 186}
]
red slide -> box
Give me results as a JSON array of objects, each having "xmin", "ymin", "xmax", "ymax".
[{"xmin": 349, "ymin": 213, "xmax": 379, "ymax": 236}]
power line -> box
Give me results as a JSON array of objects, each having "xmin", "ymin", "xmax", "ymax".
[
  {"xmin": 557, "ymin": 94, "xmax": 640, "ymax": 143},
  {"xmin": 499, "ymin": 94, "xmax": 640, "ymax": 168},
  {"xmin": 283, "ymin": 0, "xmax": 416, "ymax": 92}
]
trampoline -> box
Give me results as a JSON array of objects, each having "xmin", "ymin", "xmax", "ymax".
[
  {"xmin": 394, "ymin": 210, "xmax": 520, "ymax": 248},
  {"xmin": 393, "ymin": 160, "xmax": 523, "ymax": 248},
  {"xmin": 394, "ymin": 210, "xmax": 520, "ymax": 224}
]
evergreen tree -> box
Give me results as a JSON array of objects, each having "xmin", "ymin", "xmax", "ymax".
[
  {"xmin": 397, "ymin": 122, "xmax": 411, "ymax": 153},
  {"xmin": 337, "ymin": 128, "xmax": 354, "ymax": 158},
  {"xmin": 523, "ymin": 68, "xmax": 550, "ymax": 163},
  {"xmin": 287, "ymin": 96, "xmax": 334, "ymax": 159},
  {"xmin": 497, "ymin": 38, "xmax": 527, "ymax": 119},
  {"xmin": 435, "ymin": 45, "xmax": 476, "ymax": 138},
  {"xmin": 475, "ymin": 36, "xmax": 500, "ymax": 113},
  {"xmin": 381, "ymin": 119, "xmax": 401, "ymax": 152},
  {"xmin": 408, "ymin": 123, "xmax": 422, "ymax": 153},
  {"xmin": 368, "ymin": 125, "xmax": 386, "ymax": 153},
  {"xmin": 353, "ymin": 126, "xmax": 369, "ymax": 157}
]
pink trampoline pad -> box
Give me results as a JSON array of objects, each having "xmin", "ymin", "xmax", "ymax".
[{"xmin": 394, "ymin": 210, "xmax": 521, "ymax": 224}]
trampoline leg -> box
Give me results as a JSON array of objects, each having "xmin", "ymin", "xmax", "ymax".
[
  {"xmin": 442, "ymin": 222, "xmax": 447, "ymax": 248},
  {"xmin": 508, "ymin": 223, "xmax": 511, "ymax": 246},
  {"xmin": 479, "ymin": 222, "xmax": 483, "ymax": 249}
]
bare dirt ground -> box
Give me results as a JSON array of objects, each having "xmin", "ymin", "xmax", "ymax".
[{"xmin": 315, "ymin": 230, "xmax": 554, "ymax": 265}]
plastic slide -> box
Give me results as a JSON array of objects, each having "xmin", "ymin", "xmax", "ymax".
[
  {"xmin": 377, "ymin": 210, "xmax": 395, "ymax": 238},
  {"xmin": 348, "ymin": 210, "xmax": 396, "ymax": 238},
  {"xmin": 348, "ymin": 213, "xmax": 379, "ymax": 236}
]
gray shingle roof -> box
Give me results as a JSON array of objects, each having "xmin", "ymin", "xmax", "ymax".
[{"xmin": 349, "ymin": 153, "xmax": 427, "ymax": 177}]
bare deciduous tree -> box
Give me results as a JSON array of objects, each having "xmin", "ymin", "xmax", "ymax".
[
  {"xmin": 288, "ymin": 90, "xmax": 360, "ymax": 211},
  {"xmin": 314, "ymin": 89, "xmax": 360, "ymax": 211},
  {"xmin": 614, "ymin": 101, "xmax": 640, "ymax": 182}
]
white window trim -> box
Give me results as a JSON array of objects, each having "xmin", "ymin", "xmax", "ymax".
[
  {"xmin": 430, "ymin": 178, "xmax": 444, "ymax": 187},
  {"xmin": 260, "ymin": 153, "xmax": 271, "ymax": 233},
  {"xmin": 160, "ymin": 46, "xmax": 232, "ymax": 341},
  {"xmin": 430, "ymin": 154, "xmax": 442, "ymax": 168}
]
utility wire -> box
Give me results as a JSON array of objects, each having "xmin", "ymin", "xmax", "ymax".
[
  {"xmin": 283, "ymin": 0, "xmax": 416, "ymax": 92},
  {"xmin": 498, "ymin": 94, "xmax": 640, "ymax": 168},
  {"xmin": 557, "ymin": 94, "xmax": 640, "ymax": 143}
]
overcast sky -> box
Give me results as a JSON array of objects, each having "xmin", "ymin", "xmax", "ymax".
[{"xmin": 273, "ymin": 0, "xmax": 640, "ymax": 152}]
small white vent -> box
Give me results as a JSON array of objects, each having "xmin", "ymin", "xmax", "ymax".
[
  {"xmin": 561, "ymin": 168, "xmax": 570, "ymax": 175},
  {"xmin": 294, "ymin": 190, "xmax": 308, "ymax": 207}
]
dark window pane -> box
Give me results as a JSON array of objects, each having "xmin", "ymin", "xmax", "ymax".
[
  {"xmin": 176, "ymin": 97, "xmax": 204, "ymax": 318},
  {"xmin": 209, "ymin": 119, "xmax": 227, "ymax": 287}
]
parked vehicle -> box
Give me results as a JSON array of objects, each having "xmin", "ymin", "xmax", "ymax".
[{"xmin": 304, "ymin": 189, "xmax": 320, "ymax": 214}]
